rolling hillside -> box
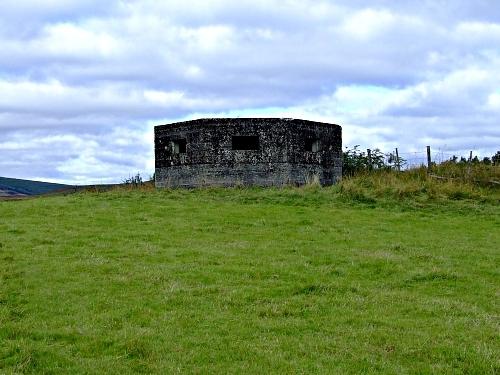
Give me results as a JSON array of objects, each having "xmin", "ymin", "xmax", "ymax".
[{"xmin": 0, "ymin": 177, "xmax": 72, "ymax": 197}]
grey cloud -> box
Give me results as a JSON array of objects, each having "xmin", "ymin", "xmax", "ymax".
[
  {"xmin": 0, "ymin": 0, "xmax": 499, "ymax": 183},
  {"xmin": 0, "ymin": 0, "xmax": 119, "ymax": 37}
]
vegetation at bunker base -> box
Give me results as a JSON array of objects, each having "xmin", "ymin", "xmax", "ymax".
[{"xmin": 0, "ymin": 184, "xmax": 499, "ymax": 373}]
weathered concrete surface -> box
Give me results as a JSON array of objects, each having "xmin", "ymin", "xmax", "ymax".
[{"xmin": 155, "ymin": 118, "xmax": 342, "ymax": 187}]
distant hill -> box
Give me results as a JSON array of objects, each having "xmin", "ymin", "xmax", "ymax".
[
  {"xmin": 0, "ymin": 186, "xmax": 29, "ymax": 198},
  {"xmin": 0, "ymin": 177, "xmax": 72, "ymax": 197}
]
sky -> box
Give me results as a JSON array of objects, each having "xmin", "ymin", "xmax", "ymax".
[{"xmin": 0, "ymin": 0, "xmax": 499, "ymax": 184}]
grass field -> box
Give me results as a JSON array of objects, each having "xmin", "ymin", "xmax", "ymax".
[{"xmin": 0, "ymin": 186, "xmax": 499, "ymax": 373}]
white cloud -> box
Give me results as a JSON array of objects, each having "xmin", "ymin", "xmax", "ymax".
[
  {"xmin": 487, "ymin": 93, "xmax": 500, "ymax": 111},
  {"xmin": 455, "ymin": 21, "xmax": 500, "ymax": 43},
  {"xmin": 143, "ymin": 90, "xmax": 185, "ymax": 105},
  {"xmin": 340, "ymin": 8, "xmax": 396, "ymax": 40},
  {"xmin": 39, "ymin": 22, "xmax": 122, "ymax": 58}
]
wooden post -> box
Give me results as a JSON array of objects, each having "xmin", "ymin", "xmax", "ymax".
[
  {"xmin": 395, "ymin": 148, "xmax": 401, "ymax": 172},
  {"xmin": 426, "ymin": 146, "xmax": 432, "ymax": 172},
  {"xmin": 467, "ymin": 151, "xmax": 473, "ymax": 178},
  {"xmin": 367, "ymin": 149, "xmax": 372, "ymax": 170}
]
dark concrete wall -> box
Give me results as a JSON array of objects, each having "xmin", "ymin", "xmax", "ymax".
[{"xmin": 155, "ymin": 118, "xmax": 342, "ymax": 187}]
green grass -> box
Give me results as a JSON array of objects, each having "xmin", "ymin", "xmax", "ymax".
[
  {"xmin": 340, "ymin": 167, "xmax": 499, "ymax": 204},
  {"xmin": 0, "ymin": 187, "xmax": 499, "ymax": 374}
]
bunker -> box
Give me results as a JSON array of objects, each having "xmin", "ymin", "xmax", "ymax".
[{"xmin": 154, "ymin": 118, "xmax": 342, "ymax": 187}]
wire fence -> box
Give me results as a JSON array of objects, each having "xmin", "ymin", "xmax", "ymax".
[
  {"xmin": 343, "ymin": 146, "xmax": 500, "ymax": 185},
  {"xmin": 397, "ymin": 151, "xmax": 427, "ymax": 169},
  {"xmin": 400, "ymin": 151, "xmax": 464, "ymax": 169},
  {"xmin": 379, "ymin": 148, "xmax": 498, "ymax": 170}
]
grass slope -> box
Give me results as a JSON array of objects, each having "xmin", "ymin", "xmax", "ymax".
[
  {"xmin": 0, "ymin": 187, "xmax": 498, "ymax": 374},
  {"xmin": 0, "ymin": 177, "xmax": 71, "ymax": 196}
]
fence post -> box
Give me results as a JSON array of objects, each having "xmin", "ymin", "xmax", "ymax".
[
  {"xmin": 395, "ymin": 148, "xmax": 401, "ymax": 172},
  {"xmin": 367, "ymin": 149, "xmax": 372, "ymax": 170},
  {"xmin": 467, "ymin": 150, "xmax": 473, "ymax": 178},
  {"xmin": 426, "ymin": 146, "xmax": 432, "ymax": 172}
]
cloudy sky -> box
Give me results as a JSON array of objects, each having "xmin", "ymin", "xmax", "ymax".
[{"xmin": 1, "ymin": 0, "xmax": 499, "ymax": 184}]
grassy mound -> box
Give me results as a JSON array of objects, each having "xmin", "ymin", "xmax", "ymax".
[{"xmin": 0, "ymin": 187, "xmax": 498, "ymax": 373}]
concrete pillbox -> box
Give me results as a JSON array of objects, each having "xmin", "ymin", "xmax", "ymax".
[{"xmin": 154, "ymin": 118, "xmax": 342, "ymax": 187}]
